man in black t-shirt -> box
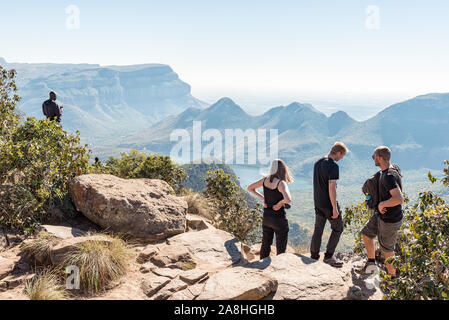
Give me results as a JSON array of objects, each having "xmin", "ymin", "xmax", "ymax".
[
  {"xmin": 356, "ymin": 146, "xmax": 404, "ymax": 277},
  {"xmin": 310, "ymin": 142, "xmax": 348, "ymax": 267}
]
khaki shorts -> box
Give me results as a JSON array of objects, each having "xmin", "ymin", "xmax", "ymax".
[{"xmin": 361, "ymin": 213, "xmax": 402, "ymax": 252}]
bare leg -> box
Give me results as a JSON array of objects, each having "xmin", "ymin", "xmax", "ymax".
[
  {"xmin": 383, "ymin": 251, "xmax": 396, "ymax": 276},
  {"xmin": 362, "ymin": 234, "xmax": 375, "ymax": 259}
]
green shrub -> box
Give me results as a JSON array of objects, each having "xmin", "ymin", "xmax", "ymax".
[
  {"xmin": 0, "ymin": 66, "xmax": 90, "ymax": 231},
  {"xmin": 203, "ymin": 169, "xmax": 262, "ymax": 244},
  {"xmin": 0, "ymin": 66, "xmax": 20, "ymax": 136},
  {"xmin": 0, "ymin": 118, "xmax": 90, "ymax": 231},
  {"xmin": 344, "ymin": 161, "xmax": 449, "ymax": 300},
  {"xmin": 380, "ymin": 162, "xmax": 449, "ymax": 300},
  {"xmin": 89, "ymin": 149, "xmax": 187, "ymax": 194}
]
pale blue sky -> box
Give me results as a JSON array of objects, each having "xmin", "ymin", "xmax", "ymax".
[{"xmin": 1, "ymin": 0, "xmax": 449, "ymax": 114}]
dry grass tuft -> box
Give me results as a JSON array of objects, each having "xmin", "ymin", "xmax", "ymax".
[
  {"xmin": 24, "ymin": 269, "xmax": 67, "ymax": 300},
  {"xmin": 183, "ymin": 191, "xmax": 212, "ymax": 219},
  {"xmin": 20, "ymin": 231, "xmax": 53, "ymax": 265},
  {"xmin": 62, "ymin": 234, "xmax": 131, "ymax": 293}
]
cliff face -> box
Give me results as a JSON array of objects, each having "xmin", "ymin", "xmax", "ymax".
[{"xmin": 0, "ymin": 58, "xmax": 207, "ymax": 144}]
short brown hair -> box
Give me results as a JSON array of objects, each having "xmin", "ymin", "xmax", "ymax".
[
  {"xmin": 374, "ymin": 146, "xmax": 391, "ymax": 161},
  {"xmin": 330, "ymin": 142, "xmax": 348, "ymax": 155}
]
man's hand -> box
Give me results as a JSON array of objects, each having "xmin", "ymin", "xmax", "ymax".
[
  {"xmin": 264, "ymin": 203, "xmax": 268, "ymax": 208},
  {"xmin": 273, "ymin": 202, "xmax": 283, "ymax": 211},
  {"xmin": 332, "ymin": 207, "xmax": 339, "ymax": 219},
  {"xmin": 378, "ymin": 202, "xmax": 387, "ymax": 214}
]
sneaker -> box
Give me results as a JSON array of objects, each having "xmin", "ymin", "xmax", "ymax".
[
  {"xmin": 323, "ymin": 256, "xmax": 344, "ymax": 268},
  {"xmin": 355, "ymin": 261, "xmax": 377, "ymax": 275}
]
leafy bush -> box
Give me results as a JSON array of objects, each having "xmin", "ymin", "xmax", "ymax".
[
  {"xmin": 0, "ymin": 118, "xmax": 90, "ymax": 231},
  {"xmin": 380, "ymin": 162, "xmax": 449, "ymax": 300},
  {"xmin": 0, "ymin": 66, "xmax": 90, "ymax": 231},
  {"xmin": 89, "ymin": 149, "xmax": 187, "ymax": 194},
  {"xmin": 343, "ymin": 203, "xmax": 375, "ymax": 254},
  {"xmin": 0, "ymin": 66, "xmax": 20, "ymax": 136},
  {"xmin": 203, "ymin": 169, "xmax": 262, "ymax": 244},
  {"xmin": 344, "ymin": 161, "xmax": 449, "ymax": 300}
]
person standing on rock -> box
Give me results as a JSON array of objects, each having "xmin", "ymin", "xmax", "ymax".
[
  {"xmin": 42, "ymin": 91, "xmax": 63, "ymax": 123},
  {"xmin": 310, "ymin": 142, "xmax": 348, "ymax": 267},
  {"xmin": 356, "ymin": 146, "xmax": 404, "ymax": 277},
  {"xmin": 247, "ymin": 159, "xmax": 293, "ymax": 260}
]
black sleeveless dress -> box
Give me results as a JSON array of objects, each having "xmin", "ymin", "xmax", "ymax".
[{"xmin": 263, "ymin": 177, "xmax": 286, "ymax": 217}]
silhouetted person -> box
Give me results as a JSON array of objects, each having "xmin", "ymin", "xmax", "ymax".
[
  {"xmin": 310, "ymin": 142, "xmax": 348, "ymax": 267},
  {"xmin": 42, "ymin": 91, "xmax": 63, "ymax": 123},
  {"xmin": 95, "ymin": 157, "xmax": 100, "ymax": 164}
]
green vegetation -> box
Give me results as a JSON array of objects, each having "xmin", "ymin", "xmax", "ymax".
[
  {"xmin": 0, "ymin": 65, "xmax": 90, "ymax": 232},
  {"xmin": 182, "ymin": 161, "xmax": 237, "ymax": 193},
  {"xmin": 89, "ymin": 149, "xmax": 187, "ymax": 194},
  {"xmin": 24, "ymin": 269, "xmax": 68, "ymax": 300},
  {"xmin": 204, "ymin": 169, "xmax": 262, "ymax": 244},
  {"xmin": 380, "ymin": 161, "xmax": 449, "ymax": 300},
  {"xmin": 343, "ymin": 161, "xmax": 449, "ymax": 300}
]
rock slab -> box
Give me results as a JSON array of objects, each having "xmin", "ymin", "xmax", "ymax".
[{"xmin": 69, "ymin": 174, "xmax": 187, "ymax": 240}]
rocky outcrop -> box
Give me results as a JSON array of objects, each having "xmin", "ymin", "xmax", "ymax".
[
  {"xmin": 247, "ymin": 253, "xmax": 347, "ymax": 300},
  {"xmin": 165, "ymin": 227, "xmax": 242, "ymax": 271},
  {"xmin": 197, "ymin": 267, "xmax": 277, "ymax": 300},
  {"xmin": 69, "ymin": 175, "xmax": 187, "ymax": 241}
]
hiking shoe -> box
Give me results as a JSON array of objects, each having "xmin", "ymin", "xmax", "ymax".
[
  {"xmin": 355, "ymin": 261, "xmax": 377, "ymax": 275},
  {"xmin": 323, "ymin": 256, "xmax": 344, "ymax": 268}
]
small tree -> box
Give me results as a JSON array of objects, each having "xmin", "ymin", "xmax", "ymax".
[
  {"xmin": 380, "ymin": 161, "xmax": 449, "ymax": 300},
  {"xmin": 0, "ymin": 65, "xmax": 20, "ymax": 137},
  {"xmin": 89, "ymin": 150, "xmax": 187, "ymax": 194},
  {"xmin": 203, "ymin": 169, "xmax": 262, "ymax": 244},
  {"xmin": 0, "ymin": 65, "xmax": 90, "ymax": 231}
]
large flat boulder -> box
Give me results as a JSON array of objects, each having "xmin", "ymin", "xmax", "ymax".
[
  {"xmin": 197, "ymin": 267, "xmax": 278, "ymax": 300},
  {"xmin": 247, "ymin": 253, "xmax": 347, "ymax": 300},
  {"xmin": 69, "ymin": 174, "xmax": 187, "ymax": 240},
  {"xmin": 166, "ymin": 227, "xmax": 242, "ymax": 271}
]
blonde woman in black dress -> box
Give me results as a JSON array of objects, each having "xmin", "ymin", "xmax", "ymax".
[{"xmin": 247, "ymin": 159, "xmax": 293, "ymax": 259}]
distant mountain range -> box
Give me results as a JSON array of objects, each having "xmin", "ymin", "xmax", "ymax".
[
  {"xmin": 117, "ymin": 94, "xmax": 449, "ymax": 184},
  {"xmin": 0, "ymin": 58, "xmax": 207, "ymax": 144}
]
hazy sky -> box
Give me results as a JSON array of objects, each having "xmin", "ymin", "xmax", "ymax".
[{"xmin": 1, "ymin": 0, "xmax": 449, "ymax": 115}]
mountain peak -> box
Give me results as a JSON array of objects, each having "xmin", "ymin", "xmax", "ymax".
[
  {"xmin": 0, "ymin": 57, "xmax": 7, "ymax": 65},
  {"xmin": 207, "ymin": 97, "xmax": 244, "ymax": 114}
]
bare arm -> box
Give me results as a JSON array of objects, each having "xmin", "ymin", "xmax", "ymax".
[
  {"xmin": 329, "ymin": 179, "xmax": 339, "ymax": 218},
  {"xmin": 247, "ymin": 177, "xmax": 265, "ymax": 201},
  {"xmin": 378, "ymin": 188, "xmax": 404, "ymax": 214},
  {"xmin": 272, "ymin": 181, "xmax": 292, "ymax": 210}
]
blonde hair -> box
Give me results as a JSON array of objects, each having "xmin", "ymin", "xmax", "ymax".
[
  {"xmin": 330, "ymin": 142, "xmax": 349, "ymax": 155},
  {"xmin": 267, "ymin": 159, "xmax": 293, "ymax": 183}
]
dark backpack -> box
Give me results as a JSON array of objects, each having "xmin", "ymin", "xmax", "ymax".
[{"xmin": 362, "ymin": 164, "xmax": 402, "ymax": 210}]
